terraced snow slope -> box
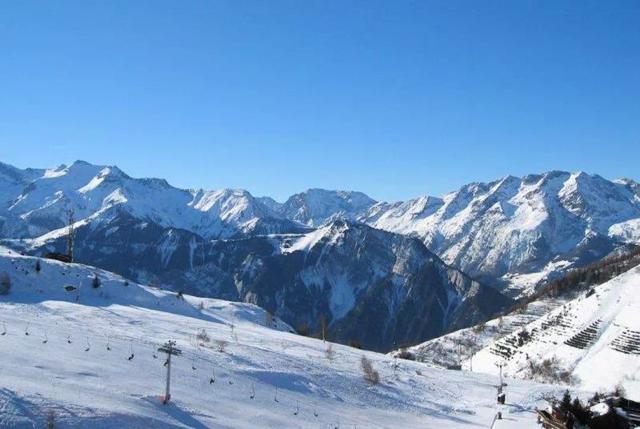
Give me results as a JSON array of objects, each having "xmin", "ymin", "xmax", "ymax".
[
  {"xmin": 392, "ymin": 295, "xmax": 566, "ymax": 370},
  {"xmin": 0, "ymin": 248, "xmax": 561, "ymax": 428},
  {"xmin": 472, "ymin": 265, "xmax": 640, "ymax": 398}
]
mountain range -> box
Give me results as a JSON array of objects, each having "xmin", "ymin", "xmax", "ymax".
[{"xmin": 1, "ymin": 160, "xmax": 639, "ymax": 351}]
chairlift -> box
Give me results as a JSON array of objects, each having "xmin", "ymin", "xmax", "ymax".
[
  {"xmin": 313, "ymin": 409, "xmax": 319, "ymax": 418},
  {"xmin": 191, "ymin": 356, "xmax": 197, "ymax": 371},
  {"xmin": 67, "ymin": 335, "xmax": 72, "ymax": 344},
  {"xmin": 127, "ymin": 342, "xmax": 135, "ymax": 361},
  {"xmin": 42, "ymin": 331, "xmax": 48, "ymax": 344},
  {"xmin": 294, "ymin": 400, "xmax": 299, "ymax": 416},
  {"xmin": 24, "ymin": 322, "xmax": 30, "ymax": 336},
  {"xmin": 274, "ymin": 387, "xmax": 279, "ymax": 403},
  {"xmin": 85, "ymin": 337, "xmax": 91, "ymax": 352},
  {"xmin": 209, "ymin": 368, "xmax": 216, "ymax": 385},
  {"xmin": 1, "ymin": 322, "xmax": 6, "ymax": 336},
  {"xmin": 250, "ymin": 383, "xmax": 255, "ymax": 399}
]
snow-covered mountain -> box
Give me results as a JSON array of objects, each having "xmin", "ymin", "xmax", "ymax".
[
  {"xmin": 3, "ymin": 162, "xmax": 639, "ymax": 298},
  {"xmin": 0, "ymin": 247, "xmax": 561, "ymax": 428},
  {"xmin": 279, "ymin": 188, "xmax": 376, "ymax": 227},
  {"xmin": 0, "ymin": 160, "xmax": 306, "ymax": 240},
  {"xmin": 11, "ymin": 217, "xmax": 511, "ymax": 352},
  {"xmin": 2, "ymin": 160, "xmax": 640, "ymax": 351},
  {"xmin": 363, "ymin": 171, "xmax": 640, "ymax": 295}
]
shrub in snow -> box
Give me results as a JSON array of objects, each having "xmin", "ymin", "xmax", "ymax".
[
  {"xmin": 396, "ymin": 348, "xmax": 415, "ymax": 361},
  {"xmin": 349, "ymin": 340, "xmax": 362, "ymax": 349},
  {"xmin": 0, "ymin": 272, "xmax": 11, "ymax": 295},
  {"xmin": 196, "ymin": 329, "xmax": 210, "ymax": 343},
  {"xmin": 361, "ymin": 355, "xmax": 380, "ymax": 385},
  {"xmin": 325, "ymin": 343, "xmax": 336, "ymax": 361},
  {"xmin": 472, "ymin": 322, "xmax": 486, "ymax": 334},
  {"xmin": 46, "ymin": 410, "xmax": 56, "ymax": 429},
  {"xmin": 265, "ymin": 310, "xmax": 275, "ymax": 327},
  {"xmin": 92, "ymin": 275, "xmax": 101, "ymax": 289},
  {"xmin": 527, "ymin": 356, "xmax": 574, "ymax": 384},
  {"xmin": 216, "ymin": 339, "xmax": 228, "ymax": 353},
  {"xmin": 296, "ymin": 322, "xmax": 310, "ymax": 337},
  {"xmin": 35, "ymin": 260, "xmax": 41, "ymax": 273}
]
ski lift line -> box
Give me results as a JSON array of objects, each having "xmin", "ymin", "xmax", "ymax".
[{"xmin": 0, "ymin": 322, "xmax": 391, "ymax": 428}]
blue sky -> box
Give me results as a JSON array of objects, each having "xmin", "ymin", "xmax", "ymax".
[{"xmin": 1, "ymin": 1, "xmax": 638, "ymax": 202}]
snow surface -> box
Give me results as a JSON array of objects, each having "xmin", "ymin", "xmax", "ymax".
[
  {"xmin": 472, "ymin": 265, "xmax": 640, "ymax": 399},
  {"xmin": 0, "ymin": 247, "xmax": 562, "ymax": 428}
]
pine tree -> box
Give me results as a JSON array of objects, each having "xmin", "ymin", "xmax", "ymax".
[
  {"xmin": 92, "ymin": 274, "xmax": 101, "ymax": 289},
  {"xmin": 35, "ymin": 260, "xmax": 41, "ymax": 274},
  {"xmin": 561, "ymin": 390, "xmax": 572, "ymax": 412}
]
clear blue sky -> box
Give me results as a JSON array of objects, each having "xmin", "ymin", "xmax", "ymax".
[{"xmin": 1, "ymin": 1, "xmax": 638, "ymax": 202}]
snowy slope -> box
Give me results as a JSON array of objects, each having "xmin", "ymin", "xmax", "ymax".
[
  {"xmin": 393, "ymin": 295, "xmax": 566, "ymax": 370},
  {"xmin": 0, "ymin": 248, "xmax": 561, "ymax": 428},
  {"xmin": 471, "ymin": 265, "xmax": 640, "ymax": 398}
]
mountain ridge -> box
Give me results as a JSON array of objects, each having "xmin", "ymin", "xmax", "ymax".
[{"xmin": 2, "ymin": 160, "xmax": 639, "ymax": 351}]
